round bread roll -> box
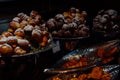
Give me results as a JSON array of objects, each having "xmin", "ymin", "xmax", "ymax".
[
  {"xmin": 17, "ymin": 12, "xmax": 29, "ymax": 20},
  {"xmin": 28, "ymin": 19, "xmax": 38, "ymax": 26},
  {"xmin": 17, "ymin": 39, "xmax": 30, "ymax": 49},
  {"xmin": 7, "ymin": 36, "xmax": 18, "ymax": 47},
  {"xmin": 24, "ymin": 25, "xmax": 34, "ymax": 36},
  {"xmin": 20, "ymin": 20, "xmax": 28, "ymax": 29},
  {"xmin": 14, "ymin": 28, "xmax": 25, "ymax": 37},
  {"xmin": 12, "ymin": 17, "xmax": 21, "ymax": 22},
  {"xmin": 0, "ymin": 44, "xmax": 13, "ymax": 55},
  {"xmin": 30, "ymin": 10, "xmax": 39, "ymax": 18},
  {"xmin": 9, "ymin": 21, "xmax": 20, "ymax": 30},
  {"xmin": 0, "ymin": 37, "xmax": 7, "ymax": 44},
  {"xmin": 14, "ymin": 46, "xmax": 26, "ymax": 55},
  {"xmin": 32, "ymin": 29, "xmax": 42, "ymax": 42},
  {"xmin": 2, "ymin": 32, "xmax": 13, "ymax": 37}
]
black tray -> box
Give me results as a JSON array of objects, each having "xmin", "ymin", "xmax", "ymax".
[
  {"xmin": 47, "ymin": 64, "xmax": 120, "ymax": 80},
  {"xmin": 44, "ymin": 39, "xmax": 120, "ymax": 74},
  {"xmin": 53, "ymin": 35, "xmax": 90, "ymax": 41},
  {"xmin": 0, "ymin": 19, "xmax": 53, "ymax": 58}
]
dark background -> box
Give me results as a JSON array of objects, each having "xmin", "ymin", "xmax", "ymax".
[
  {"xmin": 0, "ymin": 0, "xmax": 120, "ymax": 20},
  {"xmin": 0, "ymin": 0, "xmax": 120, "ymax": 29}
]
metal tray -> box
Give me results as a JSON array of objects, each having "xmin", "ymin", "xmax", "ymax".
[
  {"xmin": 53, "ymin": 35, "xmax": 90, "ymax": 41},
  {"xmin": 44, "ymin": 39, "xmax": 120, "ymax": 74},
  {"xmin": 47, "ymin": 64, "xmax": 120, "ymax": 80}
]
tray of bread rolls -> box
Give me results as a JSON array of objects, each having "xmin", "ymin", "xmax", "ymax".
[
  {"xmin": 92, "ymin": 9, "xmax": 120, "ymax": 39},
  {"xmin": 0, "ymin": 10, "xmax": 53, "ymax": 58},
  {"xmin": 45, "ymin": 7, "xmax": 90, "ymax": 40},
  {"xmin": 45, "ymin": 7, "xmax": 90, "ymax": 51}
]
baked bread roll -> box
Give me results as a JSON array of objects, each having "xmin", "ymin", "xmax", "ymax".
[
  {"xmin": 14, "ymin": 46, "xmax": 26, "ymax": 55},
  {"xmin": 0, "ymin": 44, "xmax": 13, "ymax": 55}
]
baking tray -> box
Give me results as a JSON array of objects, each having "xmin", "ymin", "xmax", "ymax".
[
  {"xmin": 0, "ymin": 19, "xmax": 53, "ymax": 58},
  {"xmin": 47, "ymin": 64, "xmax": 120, "ymax": 80},
  {"xmin": 44, "ymin": 39, "xmax": 120, "ymax": 74}
]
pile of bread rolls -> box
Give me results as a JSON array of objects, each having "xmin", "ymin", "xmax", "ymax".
[
  {"xmin": 0, "ymin": 11, "xmax": 51, "ymax": 56},
  {"xmin": 46, "ymin": 7, "xmax": 89, "ymax": 38}
]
